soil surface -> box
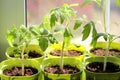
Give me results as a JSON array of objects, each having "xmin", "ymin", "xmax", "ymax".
[
  {"xmin": 86, "ymin": 62, "xmax": 120, "ymax": 73},
  {"xmin": 27, "ymin": 51, "xmax": 42, "ymax": 58},
  {"xmin": 10, "ymin": 50, "xmax": 42, "ymax": 58},
  {"xmin": 90, "ymin": 48, "xmax": 120, "ymax": 56},
  {"xmin": 44, "ymin": 65, "xmax": 80, "ymax": 74},
  {"xmin": 50, "ymin": 50, "xmax": 83, "ymax": 57},
  {"xmin": 3, "ymin": 66, "xmax": 38, "ymax": 76}
]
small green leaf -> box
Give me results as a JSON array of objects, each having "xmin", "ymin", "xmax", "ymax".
[
  {"xmin": 64, "ymin": 27, "xmax": 73, "ymax": 47},
  {"xmin": 64, "ymin": 36, "xmax": 71, "ymax": 47},
  {"xmin": 50, "ymin": 7, "xmax": 59, "ymax": 13},
  {"xmin": 39, "ymin": 37, "xmax": 48, "ymax": 51},
  {"xmin": 94, "ymin": 0, "xmax": 101, "ymax": 7},
  {"xmin": 42, "ymin": 15, "xmax": 51, "ymax": 29},
  {"xmin": 91, "ymin": 33, "xmax": 107, "ymax": 47},
  {"xmin": 48, "ymin": 34, "xmax": 58, "ymax": 44},
  {"xmin": 29, "ymin": 26, "xmax": 39, "ymax": 36},
  {"xmin": 64, "ymin": 27, "xmax": 73, "ymax": 38},
  {"xmin": 82, "ymin": 22, "xmax": 91, "ymax": 41},
  {"xmin": 6, "ymin": 26, "xmax": 17, "ymax": 47},
  {"xmin": 50, "ymin": 13, "xmax": 58, "ymax": 28},
  {"xmin": 20, "ymin": 25, "xmax": 26, "ymax": 33},
  {"xmin": 73, "ymin": 19, "xmax": 82, "ymax": 30},
  {"xmin": 80, "ymin": 0, "xmax": 93, "ymax": 7},
  {"xmin": 54, "ymin": 24, "xmax": 64, "ymax": 32},
  {"xmin": 116, "ymin": 0, "xmax": 120, "ymax": 6},
  {"xmin": 91, "ymin": 21, "xmax": 97, "ymax": 39},
  {"xmin": 60, "ymin": 13, "xmax": 65, "ymax": 24},
  {"xmin": 40, "ymin": 27, "xmax": 49, "ymax": 35}
]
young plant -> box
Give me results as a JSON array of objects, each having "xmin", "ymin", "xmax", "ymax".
[
  {"xmin": 30, "ymin": 4, "xmax": 89, "ymax": 72},
  {"xmin": 6, "ymin": 25, "xmax": 32, "ymax": 75},
  {"xmin": 49, "ymin": 4, "xmax": 77, "ymax": 71},
  {"xmin": 82, "ymin": 0, "xmax": 120, "ymax": 71}
]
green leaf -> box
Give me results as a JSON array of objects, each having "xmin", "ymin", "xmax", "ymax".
[
  {"xmin": 82, "ymin": 22, "xmax": 91, "ymax": 41},
  {"xmin": 20, "ymin": 25, "xmax": 26, "ymax": 33},
  {"xmin": 48, "ymin": 34, "xmax": 58, "ymax": 44},
  {"xmin": 25, "ymin": 31, "xmax": 31, "ymax": 44},
  {"xmin": 42, "ymin": 15, "xmax": 51, "ymax": 29},
  {"xmin": 50, "ymin": 13, "xmax": 58, "ymax": 28},
  {"xmin": 73, "ymin": 19, "xmax": 82, "ymax": 30},
  {"xmin": 60, "ymin": 13, "xmax": 65, "ymax": 24},
  {"xmin": 91, "ymin": 33, "xmax": 107, "ymax": 47},
  {"xmin": 40, "ymin": 27, "xmax": 49, "ymax": 35},
  {"xmin": 54, "ymin": 24, "xmax": 64, "ymax": 32},
  {"xmin": 64, "ymin": 27, "xmax": 73, "ymax": 47},
  {"xmin": 80, "ymin": 0, "xmax": 93, "ymax": 7},
  {"xmin": 64, "ymin": 36, "xmax": 71, "ymax": 47},
  {"xmin": 60, "ymin": 4, "xmax": 76, "ymax": 19},
  {"xmin": 6, "ymin": 26, "xmax": 17, "ymax": 47},
  {"xmin": 50, "ymin": 7, "xmax": 59, "ymax": 13},
  {"xmin": 39, "ymin": 36, "xmax": 48, "ymax": 51},
  {"xmin": 29, "ymin": 26, "xmax": 39, "ymax": 36},
  {"xmin": 93, "ymin": 0, "xmax": 101, "ymax": 7},
  {"xmin": 19, "ymin": 25, "xmax": 27, "ymax": 42},
  {"xmin": 91, "ymin": 21, "xmax": 97, "ymax": 38},
  {"xmin": 116, "ymin": 0, "xmax": 120, "ymax": 6},
  {"xmin": 64, "ymin": 27, "xmax": 73, "ymax": 38}
]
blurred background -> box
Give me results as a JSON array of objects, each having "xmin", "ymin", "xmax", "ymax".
[{"xmin": 27, "ymin": 0, "xmax": 120, "ymax": 44}]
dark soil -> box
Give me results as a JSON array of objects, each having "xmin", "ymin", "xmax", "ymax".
[
  {"xmin": 3, "ymin": 66, "xmax": 38, "ymax": 76},
  {"xmin": 50, "ymin": 50, "xmax": 83, "ymax": 57},
  {"xmin": 86, "ymin": 62, "xmax": 120, "ymax": 73},
  {"xmin": 90, "ymin": 48, "xmax": 120, "ymax": 56},
  {"xmin": 44, "ymin": 65, "xmax": 80, "ymax": 74},
  {"xmin": 10, "ymin": 50, "xmax": 42, "ymax": 58},
  {"xmin": 27, "ymin": 51, "xmax": 42, "ymax": 58}
]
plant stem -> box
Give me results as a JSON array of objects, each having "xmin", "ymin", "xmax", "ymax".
[
  {"xmin": 60, "ymin": 40, "xmax": 65, "ymax": 72},
  {"xmin": 103, "ymin": 0, "xmax": 110, "ymax": 71},
  {"xmin": 22, "ymin": 45, "xmax": 25, "ymax": 76},
  {"xmin": 103, "ymin": 0, "xmax": 107, "ymax": 33}
]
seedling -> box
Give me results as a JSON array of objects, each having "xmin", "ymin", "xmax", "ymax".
[
  {"xmin": 6, "ymin": 25, "xmax": 32, "ymax": 75},
  {"xmin": 31, "ymin": 4, "xmax": 89, "ymax": 72},
  {"xmin": 82, "ymin": 0, "xmax": 120, "ymax": 71}
]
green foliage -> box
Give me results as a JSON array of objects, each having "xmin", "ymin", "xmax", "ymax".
[
  {"xmin": 93, "ymin": 0, "xmax": 101, "ymax": 6},
  {"xmin": 82, "ymin": 0, "xmax": 120, "ymax": 7},
  {"xmin": 82, "ymin": 21, "xmax": 97, "ymax": 43},
  {"xmin": 29, "ymin": 4, "xmax": 83, "ymax": 52},
  {"xmin": 73, "ymin": 19, "xmax": 83, "ymax": 30},
  {"xmin": 6, "ymin": 25, "xmax": 17, "ymax": 47},
  {"xmin": 6, "ymin": 25, "xmax": 32, "ymax": 58},
  {"xmin": 82, "ymin": 22, "xmax": 91, "ymax": 41},
  {"xmin": 48, "ymin": 34, "xmax": 58, "ymax": 44},
  {"xmin": 117, "ymin": 0, "xmax": 120, "ymax": 6},
  {"xmin": 6, "ymin": 25, "xmax": 32, "ymax": 47},
  {"xmin": 54, "ymin": 24, "xmax": 65, "ymax": 32},
  {"xmin": 29, "ymin": 25, "xmax": 58, "ymax": 51},
  {"xmin": 50, "ymin": 13, "xmax": 58, "ymax": 28},
  {"xmin": 39, "ymin": 27, "xmax": 49, "ymax": 35},
  {"xmin": 39, "ymin": 36, "xmax": 48, "ymax": 51}
]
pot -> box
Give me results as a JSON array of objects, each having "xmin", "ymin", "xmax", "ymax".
[
  {"xmin": 85, "ymin": 57, "xmax": 120, "ymax": 80},
  {"xmin": 46, "ymin": 43, "xmax": 86, "ymax": 61},
  {"xmin": 6, "ymin": 44, "xmax": 44, "ymax": 63},
  {"xmin": 41, "ymin": 58, "xmax": 83, "ymax": 80},
  {"xmin": 0, "ymin": 59, "xmax": 40, "ymax": 80}
]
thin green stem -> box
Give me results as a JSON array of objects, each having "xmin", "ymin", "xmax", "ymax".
[
  {"xmin": 21, "ymin": 45, "xmax": 25, "ymax": 76},
  {"xmin": 103, "ymin": 35, "xmax": 110, "ymax": 71},
  {"xmin": 60, "ymin": 40, "xmax": 65, "ymax": 72},
  {"xmin": 103, "ymin": 0, "xmax": 107, "ymax": 71},
  {"xmin": 103, "ymin": 0, "xmax": 110, "ymax": 71},
  {"xmin": 103, "ymin": 0, "xmax": 107, "ymax": 33}
]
